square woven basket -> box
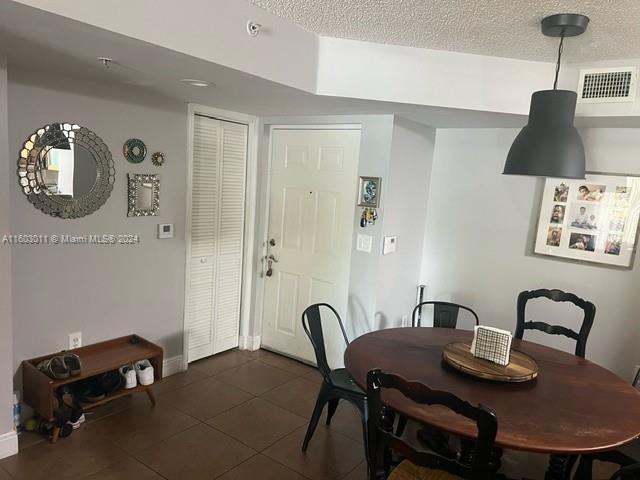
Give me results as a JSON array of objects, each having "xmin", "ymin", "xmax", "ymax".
[{"xmin": 470, "ymin": 325, "xmax": 513, "ymax": 366}]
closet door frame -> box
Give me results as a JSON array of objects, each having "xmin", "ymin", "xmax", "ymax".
[{"xmin": 183, "ymin": 104, "xmax": 258, "ymax": 370}]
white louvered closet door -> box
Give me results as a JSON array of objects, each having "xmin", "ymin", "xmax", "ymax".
[{"xmin": 187, "ymin": 115, "xmax": 248, "ymax": 362}]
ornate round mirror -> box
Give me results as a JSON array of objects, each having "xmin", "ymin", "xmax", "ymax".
[{"xmin": 17, "ymin": 123, "xmax": 115, "ymax": 218}]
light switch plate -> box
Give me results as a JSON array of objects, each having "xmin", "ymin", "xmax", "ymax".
[
  {"xmin": 356, "ymin": 234, "xmax": 373, "ymax": 253},
  {"xmin": 383, "ymin": 235, "xmax": 397, "ymax": 255}
]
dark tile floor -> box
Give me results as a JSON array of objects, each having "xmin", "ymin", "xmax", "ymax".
[
  {"xmin": 0, "ymin": 349, "xmax": 367, "ymax": 480},
  {"xmin": 0, "ymin": 348, "xmax": 624, "ymax": 479}
]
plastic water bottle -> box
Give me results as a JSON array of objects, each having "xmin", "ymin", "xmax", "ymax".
[{"xmin": 12, "ymin": 392, "xmax": 21, "ymax": 434}]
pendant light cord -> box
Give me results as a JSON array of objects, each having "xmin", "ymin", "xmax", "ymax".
[{"xmin": 553, "ymin": 33, "xmax": 565, "ymax": 90}]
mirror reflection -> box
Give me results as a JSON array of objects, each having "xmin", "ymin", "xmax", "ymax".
[
  {"xmin": 136, "ymin": 182, "xmax": 154, "ymax": 209},
  {"xmin": 38, "ymin": 143, "xmax": 98, "ymax": 198}
]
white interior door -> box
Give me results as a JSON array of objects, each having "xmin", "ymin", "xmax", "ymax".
[
  {"xmin": 261, "ymin": 128, "xmax": 361, "ymax": 367},
  {"xmin": 186, "ymin": 115, "xmax": 248, "ymax": 362}
]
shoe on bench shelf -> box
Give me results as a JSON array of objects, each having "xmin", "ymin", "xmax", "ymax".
[{"xmin": 134, "ymin": 359, "xmax": 154, "ymax": 386}]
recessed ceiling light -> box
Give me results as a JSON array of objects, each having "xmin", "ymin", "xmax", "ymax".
[{"xmin": 179, "ymin": 78, "xmax": 213, "ymax": 87}]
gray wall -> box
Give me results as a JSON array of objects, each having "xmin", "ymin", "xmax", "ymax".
[
  {"xmin": 8, "ymin": 69, "xmax": 188, "ymax": 375},
  {"xmin": 0, "ymin": 55, "xmax": 15, "ymax": 438},
  {"xmin": 251, "ymin": 115, "xmax": 395, "ymax": 344},
  {"xmin": 421, "ymin": 128, "xmax": 640, "ymax": 378},
  {"xmin": 376, "ymin": 117, "xmax": 435, "ymax": 328}
]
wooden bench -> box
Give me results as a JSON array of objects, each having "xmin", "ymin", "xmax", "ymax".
[{"xmin": 22, "ymin": 334, "xmax": 163, "ymax": 442}]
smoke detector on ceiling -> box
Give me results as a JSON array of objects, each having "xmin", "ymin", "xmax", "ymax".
[
  {"xmin": 247, "ymin": 21, "xmax": 263, "ymax": 37},
  {"xmin": 577, "ymin": 67, "xmax": 637, "ymax": 103}
]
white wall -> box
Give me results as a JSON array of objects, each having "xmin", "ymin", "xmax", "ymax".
[
  {"xmin": 421, "ymin": 128, "xmax": 640, "ymax": 378},
  {"xmin": 317, "ymin": 36, "xmax": 555, "ymax": 115},
  {"xmin": 375, "ymin": 117, "xmax": 435, "ymax": 328},
  {"xmin": 8, "ymin": 69, "xmax": 188, "ymax": 375},
  {"xmin": 0, "ymin": 54, "xmax": 17, "ymax": 458}
]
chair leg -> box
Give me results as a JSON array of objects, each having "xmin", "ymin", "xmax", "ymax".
[
  {"xmin": 360, "ymin": 400, "xmax": 369, "ymax": 457},
  {"xmin": 573, "ymin": 455, "xmax": 593, "ymax": 480},
  {"xmin": 302, "ymin": 382, "xmax": 331, "ymax": 452},
  {"xmin": 326, "ymin": 398, "xmax": 339, "ymax": 425},
  {"xmin": 352, "ymin": 398, "xmax": 372, "ymax": 477},
  {"xmin": 395, "ymin": 415, "xmax": 407, "ymax": 437},
  {"xmin": 545, "ymin": 455, "xmax": 577, "ymax": 480}
]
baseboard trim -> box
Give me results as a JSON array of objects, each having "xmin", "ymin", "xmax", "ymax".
[
  {"xmin": 0, "ymin": 430, "xmax": 18, "ymax": 459},
  {"xmin": 239, "ymin": 335, "xmax": 261, "ymax": 351},
  {"xmin": 163, "ymin": 355, "xmax": 185, "ymax": 378}
]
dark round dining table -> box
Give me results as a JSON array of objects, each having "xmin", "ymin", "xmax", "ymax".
[{"xmin": 344, "ymin": 328, "xmax": 640, "ymax": 478}]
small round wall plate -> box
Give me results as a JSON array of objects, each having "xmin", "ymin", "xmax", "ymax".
[
  {"xmin": 151, "ymin": 151, "xmax": 165, "ymax": 167},
  {"xmin": 123, "ymin": 138, "xmax": 147, "ymax": 163}
]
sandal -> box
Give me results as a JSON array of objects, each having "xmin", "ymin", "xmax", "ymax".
[
  {"xmin": 61, "ymin": 354, "xmax": 82, "ymax": 376},
  {"xmin": 37, "ymin": 357, "xmax": 69, "ymax": 380}
]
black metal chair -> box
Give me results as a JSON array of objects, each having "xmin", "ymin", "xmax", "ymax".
[
  {"xmin": 575, "ymin": 450, "xmax": 640, "ymax": 480},
  {"xmin": 611, "ymin": 464, "xmax": 640, "ymax": 480},
  {"xmin": 300, "ymin": 303, "xmax": 369, "ymax": 454},
  {"xmin": 412, "ymin": 301, "xmax": 480, "ymax": 329},
  {"xmin": 366, "ymin": 368, "xmax": 500, "ymax": 480},
  {"xmin": 515, "ymin": 289, "xmax": 595, "ymax": 358}
]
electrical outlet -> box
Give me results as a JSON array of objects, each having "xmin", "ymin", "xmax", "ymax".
[{"xmin": 68, "ymin": 332, "xmax": 82, "ymax": 350}]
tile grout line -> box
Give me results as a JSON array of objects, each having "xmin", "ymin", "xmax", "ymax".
[
  {"xmin": 260, "ymin": 424, "xmax": 366, "ymax": 479},
  {"xmin": 81, "ymin": 452, "xmax": 171, "ymax": 480},
  {"xmin": 257, "ymin": 393, "xmax": 316, "ymax": 420},
  {"xmin": 209, "ymin": 366, "xmax": 301, "ymax": 397},
  {"xmin": 203, "ymin": 402, "xmax": 308, "ymax": 454},
  {"xmin": 0, "ymin": 463, "xmax": 16, "ymax": 480},
  {"xmin": 200, "ymin": 395, "xmax": 257, "ymax": 423},
  {"xmin": 211, "ymin": 451, "xmax": 262, "ymax": 479},
  {"xmin": 339, "ymin": 460, "xmax": 366, "ymax": 480},
  {"xmin": 257, "ymin": 447, "xmax": 316, "ymax": 480}
]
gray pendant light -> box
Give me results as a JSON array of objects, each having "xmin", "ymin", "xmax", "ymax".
[{"xmin": 504, "ymin": 14, "xmax": 589, "ymax": 179}]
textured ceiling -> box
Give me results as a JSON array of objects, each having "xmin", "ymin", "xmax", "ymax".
[{"xmin": 248, "ymin": 0, "xmax": 640, "ymax": 62}]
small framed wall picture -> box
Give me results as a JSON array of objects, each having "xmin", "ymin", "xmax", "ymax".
[
  {"xmin": 534, "ymin": 172, "xmax": 640, "ymax": 268},
  {"xmin": 358, "ymin": 176, "xmax": 382, "ymax": 208}
]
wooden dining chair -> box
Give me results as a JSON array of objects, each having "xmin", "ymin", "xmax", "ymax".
[
  {"xmin": 300, "ymin": 303, "xmax": 369, "ymax": 455},
  {"xmin": 515, "ymin": 289, "xmax": 595, "ymax": 358},
  {"xmin": 366, "ymin": 368, "xmax": 499, "ymax": 480},
  {"xmin": 412, "ymin": 301, "xmax": 480, "ymax": 329},
  {"xmin": 396, "ymin": 301, "xmax": 479, "ymax": 440}
]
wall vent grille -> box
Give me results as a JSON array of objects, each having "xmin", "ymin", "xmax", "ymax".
[{"xmin": 578, "ymin": 67, "xmax": 637, "ymax": 103}]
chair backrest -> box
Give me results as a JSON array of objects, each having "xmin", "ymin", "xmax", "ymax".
[
  {"xmin": 515, "ymin": 289, "xmax": 596, "ymax": 358},
  {"xmin": 301, "ymin": 303, "xmax": 350, "ymax": 380},
  {"xmin": 366, "ymin": 369, "xmax": 498, "ymax": 480},
  {"xmin": 412, "ymin": 301, "xmax": 480, "ymax": 329}
]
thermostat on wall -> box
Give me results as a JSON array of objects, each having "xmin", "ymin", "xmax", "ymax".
[{"xmin": 158, "ymin": 223, "xmax": 174, "ymax": 239}]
